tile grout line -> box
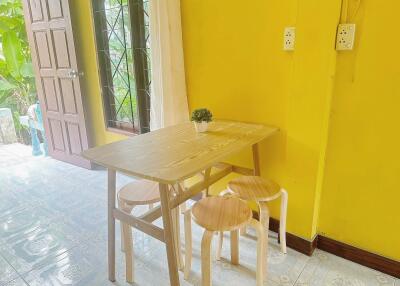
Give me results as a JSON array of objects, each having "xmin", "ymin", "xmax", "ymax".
[
  {"xmin": 0, "ymin": 250, "xmax": 29, "ymax": 286},
  {"xmin": 291, "ymin": 251, "xmax": 312, "ymax": 286}
]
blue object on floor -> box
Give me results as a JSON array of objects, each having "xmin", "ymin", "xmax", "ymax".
[
  {"xmin": 30, "ymin": 126, "xmax": 42, "ymax": 156},
  {"xmin": 35, "ymin": 102, "xmax": 48, "ymax": 156},
  {"xmin": 21, "ymin": 102, "xmax": 48, "ymax": 157}
]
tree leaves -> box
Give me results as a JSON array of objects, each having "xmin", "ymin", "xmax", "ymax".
[
  {"xmin": 0, "ymin": 77, "xmax": 17, "ymax": 105},
  {"xmin": 0, "ymin": 0, "xmax": 36, "ymax": 119},
  {"xmin": 0, "ymin": 78, "xmax": 17, "ymax": 91},
  {"xmin": 20, "ymin": 62, "xmax": 34, "ymax": 78},
  {"xmin": 2, "ymin": 31, "xmax": 24, "ymax": 78}
]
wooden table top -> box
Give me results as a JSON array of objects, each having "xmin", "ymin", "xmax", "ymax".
[{"xmin": 82, "ymin": 120, "xmax": 278, "ymax": 184}]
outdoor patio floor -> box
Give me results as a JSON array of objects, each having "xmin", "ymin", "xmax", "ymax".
[{"xmin": 0, "ymin": 143, "xmax": 398, "ymax": 286}]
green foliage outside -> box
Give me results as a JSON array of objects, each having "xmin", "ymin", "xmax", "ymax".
[
  {"xmin": 0, "ymin": 0, "xmax": 37, "ymax": 138},
  {"xmin": 105, "ymin": 0, "xmax": 138, "ymax": 124},
  {"xmin": 103, "ymin": 0, "xmax": 151, "ymax": 126}
]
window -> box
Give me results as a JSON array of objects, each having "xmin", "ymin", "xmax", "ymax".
[{"xmin": 92, "ymin": 0, "xmax": 151, "ymax": 134}]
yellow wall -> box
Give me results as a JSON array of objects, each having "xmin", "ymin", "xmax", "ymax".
[
  {"xmin": 181, "ymin": 0, "xmax": 341, "ymax": 240},
  {"xmin": 69, "ymin": 0, "xmax": 400, "ymax": 261},
  {"xmin": 181, "ymin": 0, "xmax": 400, "ymax": 260},
  {"xmin": 70, "ymin": 0, "xmax": 126, "ymax": 146},
  {"xmin": 318, "ymin": 0, "xmax": 400, "ymax": 261}
]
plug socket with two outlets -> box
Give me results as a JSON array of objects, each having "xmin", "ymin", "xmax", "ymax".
[
  {"xmin": 283, "ymin": 27, "xmax": 296, "ymax": 51},
  {"xmin": 336, "ymin": 23, "xmax": 356, "ymax": 51}
]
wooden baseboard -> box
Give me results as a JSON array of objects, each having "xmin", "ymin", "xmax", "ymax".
[
  {"xmin": 252, "ymin": 212, "xmax": 399, "ymax": 278},
  {"xmin": 252, "ymin": 212, "xmax": 317, "ymax": 256},
  {"xmin": 317, "ymin": 235, "xmax": 400, "ymax": 278},
  {"xmin": 190, "ymin": 203, "xmax": 400, "ymax": 277},
  {"xmin": 268, "ymin": 216, "xmax": 317, "ymax": 256}
]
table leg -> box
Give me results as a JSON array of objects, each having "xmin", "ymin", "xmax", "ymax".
[
  {"xmin": 239, "ymin": 144, "xmax": 261, "ymax": 236},
  {"xmin": 204, "ymin": 168, "xmax": 211, "ymax": 197},
  {"xmin": 108, "ymin": 169, "xmax": 116, "ymax": 282},
  {"xmin": 159, "ymin": 183, "xmax": 180, "ymax": 286},
  {"xmin": 252, "ymin": 143, "xmax": 261, "ymax": 176}
]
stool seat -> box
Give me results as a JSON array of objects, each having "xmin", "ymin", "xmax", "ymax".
[
  {"xmin": 228, "ymin": 176, "xmax": 281, "ymax": 202},
  {"xmin": 191, "ymin": 197, "xmax": 252, "ymax": 232},
  {"xmin": 118, "ymin": 180, "xmax": 160, "ymax": 205}
]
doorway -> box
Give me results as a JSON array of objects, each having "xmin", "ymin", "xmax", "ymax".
[
  {"xmin": 0, "ymin": 0, "xmax": 43, "ymax": 154},
  {"xmin": 1, "ymin": 0, "xmax": 92, "ymax": 168}
]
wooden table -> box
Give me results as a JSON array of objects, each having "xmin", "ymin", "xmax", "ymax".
[{"xmin": 82, "ymin": 120, "xmax": 278, "ymax": 285}]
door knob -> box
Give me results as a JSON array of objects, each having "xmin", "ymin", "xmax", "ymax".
[{"xmin": 68, "ymin": 69, "xmax": 84, "ymax": 79}]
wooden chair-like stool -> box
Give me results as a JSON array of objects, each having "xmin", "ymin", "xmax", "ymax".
[
  {"xmin": 230, "ymin": 176, "xmax": 288, "ymax": 253},
  {"xmin": 185, "ymin": 196, "xmax": 265, "ymax": 286},
  {"xmin": 117, "ymin": 180, "xmax": 161, "ymax": 283},
  {"xmin": 217, "ymin": 176, "xmax": 288, "ymax": 261}
]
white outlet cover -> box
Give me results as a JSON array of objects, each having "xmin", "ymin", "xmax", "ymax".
[
  {"xmin": 283, "ymin": 27, "xmax": 296, "ymax": 51},
  {"xmin": 336, "ymin": 23, "xmax": 356, "ymax": 51}
]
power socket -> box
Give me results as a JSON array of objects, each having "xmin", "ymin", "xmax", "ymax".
[
  {"xmin": 283, "ymin": 27, "xmax": 296, "ymax": 51},
  {"xmin": 336, "ymin": 24, "xmax": 356, "ymax": 51}
]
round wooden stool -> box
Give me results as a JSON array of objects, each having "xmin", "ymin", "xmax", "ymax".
[
  {"xmin": 227, "ymin": 176, "xmax": 288, "ymax": 254},
  {"xmin": 117, "ymin": 180, "xmax": 160, "ymax": 283},
  {"xmin": 185, "ymin": 196, "xmax": 265, "ymax": 286}
]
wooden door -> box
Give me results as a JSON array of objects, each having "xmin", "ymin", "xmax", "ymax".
[{"xmin": 22, "ymin": 0, "xmax": 91, "ymax": 168}]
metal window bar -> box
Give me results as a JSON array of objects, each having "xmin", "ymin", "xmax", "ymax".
[{"xmin": 92, "ymin": 0, "xmax": 151, "ymax": 134}]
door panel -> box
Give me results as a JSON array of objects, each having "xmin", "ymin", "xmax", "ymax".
[
  {"xmin": 22, "ymin": 0, "xmax": 91, "ymax": 168},
  {"xmin": 42, "ymin": 78, "xmax": 59, "ymax": 112},
  {"xmin": 59, "ymin": 79, "xmax": 77, "ymax": 114},
  {"xmin": 28, "ymin": 0, "xmax": 43, "ymax": 22},
  {"xmin": 34, "ymin": 32, "xmax": 52, "ymax": 68},
  {"xmin": 49, "ymin": 119, "xmax": 65, "ymax": 151},
  {"xmin": 66, "ymin": 123, "xmax": 83, "ymax": 155},
  {"xmin": 47, "ymin": 0, "xmax": 63, "ymax": 19},
  {"xmin": 52, "ymin": 29, "xmax": 70, "ymax": 68}
]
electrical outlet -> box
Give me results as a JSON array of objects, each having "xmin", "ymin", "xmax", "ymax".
[
  {"xmin": 283, "ymin": 27, "xmax": 296, "ymax": 51},
  {"xmin": 336, "ymin": 23, "xmax": 356, "ymax": 51}
]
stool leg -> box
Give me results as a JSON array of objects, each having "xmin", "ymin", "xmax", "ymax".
[
  {"xmin": 122, "ymin": 219, "xmax": 134, "ymax": 283},
  {"xmin": 180, "ymin": 201, "xmax": 187, "ymax": 214},
  {"xmin": 118, "ymin": 200, "xmax": 134, "ymax": 252},
  {"xmin": 259, "ymin": 202, "xmax": 270, "ymax": 280},
  {"xmin": 216, "ymin": 231, "xmax": 223, "ymax": 261},
  {"xmin": 172, "ymin": 206, "xmax": 184, "ymax": 270},
  {"xmin": 249, "ymin": 218, "xmax": 265, "ymax": 286},
  {"xmin": 230, "ymin": 230, "xmax": 239, "ymax": 265},
  {"xmin": 184, "ymin": 209, "xmax": 192, "ymax": 279},
  {"xmin": 119, "ymin": 200, "xmax": 135, "ymax": 283},
  {"xmin": 280, "ymin": 189, "xmax": 288, "ymax": 254},
  {"xmin": 117, "ymin": 199, "xmax": 125, "ymax": 252},
  {"xmin": 240, "ymin": 226, "xmax": 247, "ymax": 236},
  {"xmin": 201, "ymin": 230, "xmax": 214, "ymax": 286}
]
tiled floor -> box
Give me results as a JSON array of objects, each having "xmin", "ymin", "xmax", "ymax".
[{"xmin": 0, "ymin": 143, "xmax": 398, "ymax": 286}]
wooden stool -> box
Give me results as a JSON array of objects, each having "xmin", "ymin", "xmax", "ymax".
[
  {"xmin": 215, "ymin": 176, "xmax": 288, "ymax": 282},
  {"xmin": 117, "ymin": 180, "xmax": 160, "ymax": 283},
  {"xmin": 185, "ymin": 197, "xmax": 265, "ymax": 286},
  {"xmin": 227, "ymin": 176, "xmax": 288, "ymax": 254}
]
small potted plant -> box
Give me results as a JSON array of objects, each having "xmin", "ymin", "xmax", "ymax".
[{"xmin": 191, "ymin": 108, "xmax": 213, "ymax": 133}]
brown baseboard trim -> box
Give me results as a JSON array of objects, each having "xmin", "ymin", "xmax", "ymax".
[
  {"xmin": 252, "ymin": 212, "xmax": 399, "ymax": 277},
  {"xmin": 317, "ymin": 235, "xmax": 400, "ymax": 278},
  {"xmin": 252, "ymin": 211, "xmax": 318, "ymax": 256}
]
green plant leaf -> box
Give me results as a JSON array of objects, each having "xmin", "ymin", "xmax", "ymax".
[
  {"xmin": 20, "ymin": 62, "xmax": 34, "ymax": 78},
  {"xmin": 2, "ymin": 30, "xmax": 24, "ymax": 78},
  {"xmin": 0, "ymin": 90, "xmax": 12, "ymax": 105},
  {"xmin": 0, "ymin": 78, "xmax": 17, "ymax": 91},
  {"xmin": 0, "ymin": 21, "xmax": 9, "ymax": 33}
]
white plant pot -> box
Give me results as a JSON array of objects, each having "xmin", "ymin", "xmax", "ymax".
[{"xmin": 194, "ymin": 121, "xmax": 209, "ymax": 133}]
